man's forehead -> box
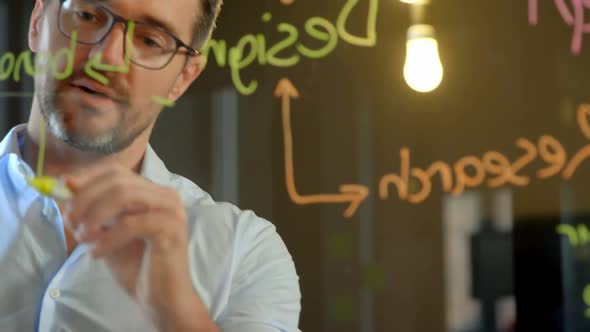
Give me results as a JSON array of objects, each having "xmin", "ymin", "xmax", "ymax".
[{"xmin": 93, "ymin": 0, "xmax": 199, "ymax": 39}]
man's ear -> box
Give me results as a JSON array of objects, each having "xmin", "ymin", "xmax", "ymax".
[
  {"xmin": 28, "ymin": 0, "xmax": 46, "ymax": 53},
  {"xmin": 167, "ymin": 55, "xmax": 205, "ymax": 102}
]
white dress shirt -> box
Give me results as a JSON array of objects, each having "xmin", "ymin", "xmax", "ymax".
[{"xmin": 0, "ymin": 125, "xmax": 301, "ymax": 332}]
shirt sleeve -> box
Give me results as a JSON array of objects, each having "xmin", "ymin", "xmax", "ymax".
[{"xmin": 217, "ymin": 211, "xmax": 301, "ymax": 332}]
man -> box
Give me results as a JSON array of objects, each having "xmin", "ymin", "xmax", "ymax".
[{"xmin": 0, "ymin": 0, "xmax": 301, "ymax": 331}]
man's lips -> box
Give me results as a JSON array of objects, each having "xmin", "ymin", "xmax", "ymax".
[{"xmin": 69, "ymin": 80, "xmax": 123, "ymax": 102}]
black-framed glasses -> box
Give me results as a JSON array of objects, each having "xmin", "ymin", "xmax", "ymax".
[{"xmin": 58, "ymin": 0, "xmax": 200, "ymax": 70}]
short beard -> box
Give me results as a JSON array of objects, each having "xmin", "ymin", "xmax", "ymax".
[{"xmin": 37, "ymin": 86, "xmax": 148, "ymax": 155}]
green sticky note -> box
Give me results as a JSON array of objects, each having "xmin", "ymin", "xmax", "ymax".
[
  {"xmin": 560, "ymin": 97, "xmax": 575, "ymax": 126},
  {"xmin": 362, "ymin": 263, "xmax": 386, "ymax": 290},
  {"xmin": 331, "ymin": 295, "xmax": 357, "ymax": 322},
  {"xmin": 327, "ymin": 232, "xmax": 354, "ymax": 259}
]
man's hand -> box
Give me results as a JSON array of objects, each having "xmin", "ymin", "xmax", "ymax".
[{"xmin": 64, "ymin": 162, "xmax": 219, "ymax": 332}]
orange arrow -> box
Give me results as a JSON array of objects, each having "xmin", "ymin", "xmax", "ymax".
[{"xmin": 274, "ymin": 78, "xmax": 369, "ymax": 218}]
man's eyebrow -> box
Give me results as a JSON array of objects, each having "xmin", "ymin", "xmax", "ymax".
[
  {"xmin": 139, "ymin": 15, "xmax": 183, "ymax": 39},
  {"xmin": 95, "ymin": 0, "xmax": 183, "ymax": 39}
]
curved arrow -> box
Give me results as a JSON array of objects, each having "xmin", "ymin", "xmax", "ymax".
[{"xmin": 274, "ymin": 78, "xmax": 369, "ymax": 218}]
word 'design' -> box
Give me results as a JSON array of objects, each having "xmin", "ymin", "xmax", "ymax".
[{"xmin": 202, "ymin": 0, "xmax": 379, "ymax": 95}]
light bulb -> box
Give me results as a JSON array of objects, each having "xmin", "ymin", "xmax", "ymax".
[{"xmin": 403, "ymin": 24, "xmax": 444, "ymax": 93}]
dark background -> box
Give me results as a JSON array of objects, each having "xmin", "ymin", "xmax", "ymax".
[{"xmin": 2, "ymin": 0, "xmax": 590, "ymax": 331}]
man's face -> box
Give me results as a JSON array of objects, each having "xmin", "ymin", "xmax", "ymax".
[{"xmin": 30, "ymin": 0, "xmax": 202, "ymax": 154}]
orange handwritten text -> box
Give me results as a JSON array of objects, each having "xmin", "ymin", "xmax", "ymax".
[
  {"xmin": 275, "ymin": 78, "xmax": 590, "ymax": 217},
  {"xmin": 275, "ymin": 78, "xmax": 369, "ymax": 218},
  {"xmin": 379, "ymin": 104, "xmax": 590, "ymax": 204}
]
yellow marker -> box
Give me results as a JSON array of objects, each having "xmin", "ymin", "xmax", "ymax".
[
  {"xmin": 27, "ymin": 119, "xmax": 73, "ymax": 200},
  {"xmin": 27, "ymin": 176, "xmax": 73, "ymax": 201}
]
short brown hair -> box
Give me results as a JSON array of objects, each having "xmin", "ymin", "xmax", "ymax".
[{"xmin": 192, "ymin": 0, "xmax": 223, "ymax": 50}]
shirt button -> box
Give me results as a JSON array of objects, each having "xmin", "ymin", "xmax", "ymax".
[
  {"xmin": 18, "ymin": 164, "xmax": 28, "ymax": 177},
  {"xmin": 43, "ymin": 207, "xmax": 52, "ymax": 218},
  {"xmin": 49, "ymin": 288, "xmax": 61, "ymax": 299}
]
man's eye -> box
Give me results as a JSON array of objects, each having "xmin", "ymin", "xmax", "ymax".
[
  {"xmin": 142, "ymin": 37, "xmax": 163, "ymax": 49},
  {"xmin": 76, "ymin": 10, "xmax": 96, "ymax": 22}
]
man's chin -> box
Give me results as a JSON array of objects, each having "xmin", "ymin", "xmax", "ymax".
[
  {"xmin": 62, "ymin": 134, "xmax": 119, "ymax": 154},
  {"xmin": 49, "ymin": 120, "xmax": 121, "ymax": 154}
]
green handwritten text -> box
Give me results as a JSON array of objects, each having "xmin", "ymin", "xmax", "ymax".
[
  {"xmin": 0, "ymin": 32, "xmax": 77, "ymax": 82},
  {"xmin": 202, "ymin": 0, "xmax": 380, "ymax": 95},
  {"xmin": 556, "ymin": 224, "xmax": 590, "ymax": 247}
]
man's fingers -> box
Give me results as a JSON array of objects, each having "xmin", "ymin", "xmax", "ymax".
[
  {"xmin": 66, "ymin": 162, "xmax": 125, "ymax": 188},
  {"xmin": 67, "ymin": 170, "xmax": 134, "ymax": 224},
  {"xmin": 76, "ymin": 183, "xmax": 178, "ymax": 239},
  {"xmin": 90, "ymin": 211, "xmax": 186, "ymax": 258}
]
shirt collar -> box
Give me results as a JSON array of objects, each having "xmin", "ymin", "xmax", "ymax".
[
  {"xmin": 140, "ymin": 144, "xmax": 172, "ymax": 185},
  {"xmin": 0, "ymin": 125, "xmax": 42, "ymax": 216},
  {"xmin": 0, "ymin": 124, "xmax": 36, "ymax": 186},
  {"xmin": 0, "ymin": 124, "xmax": 28, "ymax": 159}
]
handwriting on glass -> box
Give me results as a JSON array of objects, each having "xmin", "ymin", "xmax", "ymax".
[
  {"xmin": 556, "ymin": 224, "xmax": 590, "ymax": 247},
  {"xmin": 556, "ymin": 227, "xmax": 590, "ymax": 319},
  {"xmin": 275, "ymin": 78, "xmax": 369, "ymax": 218},
  {"xmin": 0, "ymin": 23, "xmax": 173, "ymax": 107},
  {"xmin": 202, "ymin": 0, "xmax": 379, "ymax": 95},
  {"xmin": 0, "ymin": 0, "xmax": 380, "ymax": 96},
  {"xmin": 0, "ymin": 24, "xmax": 133, "ymax": 85},
  {"xmin": 529, "ymin": 0, "xmax": 590, "ymax": 55},
  {"xmin": 379, "ymin": 104, "xmax": 590, "ymax": 204},
  {"xmin": 276, "ymin": 78, "xmax": 590, "ymax": 216}
]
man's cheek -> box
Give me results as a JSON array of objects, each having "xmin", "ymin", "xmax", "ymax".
[
  {"xmin": 138, "ymin": 81, "xmax": 176, "ymax": 107},
  {"xmin": 127, "ymin": 91, "xmax": 164, "ymax": 112}
]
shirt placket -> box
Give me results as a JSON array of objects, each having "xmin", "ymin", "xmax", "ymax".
[{"xmin": 32, "ymin": 180, "xmax": 87, "ymax": 332}]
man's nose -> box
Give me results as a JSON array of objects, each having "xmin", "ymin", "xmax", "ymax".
[{"xmin": 88, "ymin": 22, "xmax": 129, "ymax": 68}]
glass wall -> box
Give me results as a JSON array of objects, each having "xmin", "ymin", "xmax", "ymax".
[{"xmin": 2, "ymin": 1, "xmax": 590, "ymax": 331}]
